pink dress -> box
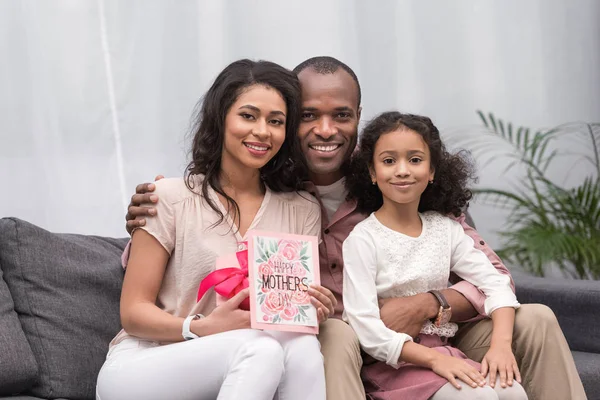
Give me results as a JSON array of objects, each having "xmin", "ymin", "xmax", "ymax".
[{"xmin": 361, "ymin": 335, "xmax": 480, "ymax": 400}]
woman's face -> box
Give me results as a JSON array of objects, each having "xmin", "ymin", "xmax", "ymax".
[{"xmin": 221, "ymin": 84, "xmax": 288, "ymax": 173}]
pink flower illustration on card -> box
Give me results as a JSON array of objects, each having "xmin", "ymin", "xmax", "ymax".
[
  {"xmin": 291, "ymin": 288, "xmax": 311, "ymax": 305},
  {"xmin": 261, "ymin": 290, "xmax": 286, "ymax": 316},
  {"xmin": 280, "ymin": 304, "xmax": 299, "ymax": 321},
  {"xmin": 278, "ymin": 239, "xmax": 303, "ymax": 262},
  {"xmin": 258, "ymin": 262, "xmax": 272, "ymax": 276},
  {"xmin": 291, "ymin": 262, "xmax": 307, "ymax": 278}
]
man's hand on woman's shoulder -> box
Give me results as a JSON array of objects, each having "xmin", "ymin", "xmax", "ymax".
[{"xmin": 125, "ymin": 175, "xmax": 164, "ymax": 235}]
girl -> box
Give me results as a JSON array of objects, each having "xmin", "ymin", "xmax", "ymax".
[
  {"xmin": 342, "ymin": 112, "xmax": 528, "ymax": 400},
  {"xmin": 96, "ymin": 60, "xmax": 332, "ymax": 400}
]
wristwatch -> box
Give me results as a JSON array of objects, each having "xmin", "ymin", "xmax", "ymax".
[
  {"xmin": 182, "ymin": 314, "xmax": 204, "ymax": 340},
  {"xmin": 428, "ymin": 290, "xmax": 452, "ymax": 327}
]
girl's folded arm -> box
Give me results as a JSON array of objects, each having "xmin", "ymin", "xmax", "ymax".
[
  {"xmin": 448, "ymin": 220, "xmax": 520, "ymax": 315},
  {"xmin": 342, "ymin": 231, "xmax": 412, "ymax": 368}
]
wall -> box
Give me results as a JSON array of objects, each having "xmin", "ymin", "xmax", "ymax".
[{"xmin": 1, "ymin": 0, "xmax": 599, "ymax": 252}]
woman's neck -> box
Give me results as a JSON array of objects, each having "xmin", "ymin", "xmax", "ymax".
[
  {"xmin": 375, "ymin": 199, "xmax": 422, "ymax": 237},
  {"xmin": 219, "ymin": 157, "xmax": 264, "ymax": 197}
]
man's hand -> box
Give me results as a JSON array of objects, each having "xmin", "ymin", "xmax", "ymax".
[
  {"xmin": 379, "ymin": 293, "xmax": 438, "ymax": 337},
  {"xmin": 125, "ymin": 175, "xmax": 164, "ymax": 235}
]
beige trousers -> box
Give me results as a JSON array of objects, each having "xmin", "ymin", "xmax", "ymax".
[
  {"xmin": 452, "ymin": 304, "xmax": 587, "ymax": 400},
  {"xmin": 318, "ymin": 318, "xmax": 366, "ymax": 400},
  {"xmin": 319, "ymin": 305, "xmax": 587, "ymax": 400}
]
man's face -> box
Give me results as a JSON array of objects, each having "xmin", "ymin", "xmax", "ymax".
[{"xmin": 297, "ymin": 68, "xmax": 361, "ymax": 186}]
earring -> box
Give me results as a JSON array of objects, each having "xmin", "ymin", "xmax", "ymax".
[
  {"xmin": 429, "ymin": 180, "xmax": 434, "ymax": 184},
  {"xmin": 372, "ymin": 181, "xmax": 377, "ymax": 185}
]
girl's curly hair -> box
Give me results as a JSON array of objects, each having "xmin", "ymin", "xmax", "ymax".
[{"xmin": 346, "ymin": 111, "xmax": 476, "ymax": 217}]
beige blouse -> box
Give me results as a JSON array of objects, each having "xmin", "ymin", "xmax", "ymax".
[{"xmin": 111, "ymin": 175, "xmax": 321, "ymax": 346}]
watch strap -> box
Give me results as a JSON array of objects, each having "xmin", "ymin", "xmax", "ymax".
[
  {"xmin": 428, "ymin": 290, "xmax": 450, "ymax": 309},
  {"xmin": 182, "ymin": 314, "xmax": 204, "ymax": 340}
]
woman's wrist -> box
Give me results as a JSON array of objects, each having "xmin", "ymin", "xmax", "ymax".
[{"xmin": 190, "ymin": 315, "xmax": 212, "ymax": 337}]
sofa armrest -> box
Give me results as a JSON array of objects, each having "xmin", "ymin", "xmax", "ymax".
[{"xmin": 513, "ymin": 270, "xmax": 600, "ymax": 354}]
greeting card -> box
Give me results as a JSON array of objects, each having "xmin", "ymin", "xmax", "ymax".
[{"xmin": 247, "ymin": 230, "xmax": 320, "ymax": 334}]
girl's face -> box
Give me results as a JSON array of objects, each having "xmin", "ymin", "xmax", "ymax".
[
  {"xmin": 370, "ymin": 128, "xmax": 435, "ymax": 209},
  {"xmin": 222, "ymin": 84, "xmax": 288, "ymax": 173}
]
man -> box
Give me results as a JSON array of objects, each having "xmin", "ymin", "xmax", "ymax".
[{"xmin": 125, "ymin": 56, "xmax": 586, "ymax": 400}]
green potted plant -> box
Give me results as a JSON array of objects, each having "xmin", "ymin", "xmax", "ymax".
[{"xmin": 451, "ymin": 112, "xmax": 600, "ymax": 279}]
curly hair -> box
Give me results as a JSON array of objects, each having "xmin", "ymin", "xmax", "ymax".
[
  {"xmin": 186, "ymin": 59, "xmax": 308, "ymax": 225},
  {"xmin": 346, "ymin": 111, "xmax": 476, "ymax": 217}
]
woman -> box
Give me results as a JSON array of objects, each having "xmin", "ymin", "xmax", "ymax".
[{"xmin": 96, "ymin": 59, "xmax": 331, "ymax": 400}]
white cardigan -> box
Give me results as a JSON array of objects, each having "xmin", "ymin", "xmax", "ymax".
[{"xmin": 342, "ymin": 211, "xmax": 519, "ymax": 368}]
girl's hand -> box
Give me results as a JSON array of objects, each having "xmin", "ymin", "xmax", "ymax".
[
  {"xmin": 430, "ymin": 354, "xmax": 486, "ymax": 390},
  {"xmin": 308, "ymin": 284, "xmax": 337, "ymax": 324},
  {"xmin": 202, "ymin": 289, "xmax": 251, "ymax": 335},
  {"xmin": 481, "ymin": 343, "xmax": 521, "ymax": 388}
]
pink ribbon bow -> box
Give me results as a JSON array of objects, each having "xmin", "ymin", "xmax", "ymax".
[{"xmin": 197, "ymin": 249, "xmax": 250, "ymax": 310}]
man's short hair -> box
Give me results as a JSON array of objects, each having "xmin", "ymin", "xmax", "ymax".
[{"xmin": 293, "ymin": 56, "xmax": 361, "ymax": 107}]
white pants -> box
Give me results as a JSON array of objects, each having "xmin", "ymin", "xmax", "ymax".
[{"xmin": 96, "ymin": 329, "xmax": 325, "ymax": 400}]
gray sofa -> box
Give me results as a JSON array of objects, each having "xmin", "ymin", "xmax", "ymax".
[
  {"xmin": 0, "ymin": 217, "xmax": 598, "ymax": 399},
  {"xmin": 512, "ymin": 270, "xmax": 600, "ymax": 399},
  {"xmin": 0, "ymin": 218, "xmax": 126, "ymax": 400}
]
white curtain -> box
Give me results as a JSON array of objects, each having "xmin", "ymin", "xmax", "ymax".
[{"xmin": 1, "ymin": 0, "xmax": 599, "ymax": 250}]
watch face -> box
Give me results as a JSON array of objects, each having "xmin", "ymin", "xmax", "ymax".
[
  {"xmin": 434, "ymin": 307, "xmax": 452, "ymax": 327},
  {"xmin": 439, "ymin": 309, "xmax": 452, "ymax": 326}
]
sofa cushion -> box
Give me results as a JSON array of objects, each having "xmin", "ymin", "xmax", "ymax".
[
  {"xmin": 0, "ymin": 397, "xmax": 47, "ymax": 400},
  {"xmin": 572, "ymin": 351, "xmax": 600, "ymax": 400},
  {"xmin": 0, "ymin": 218, "xmax": 128, "ymax": 400},
  {"xmin": 513, "ymin": 270, "xmax": 600, "ymax": 354},
  {"xmin": 0, "ymin": 259, "xmax": 38, "ymax": 396}
]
